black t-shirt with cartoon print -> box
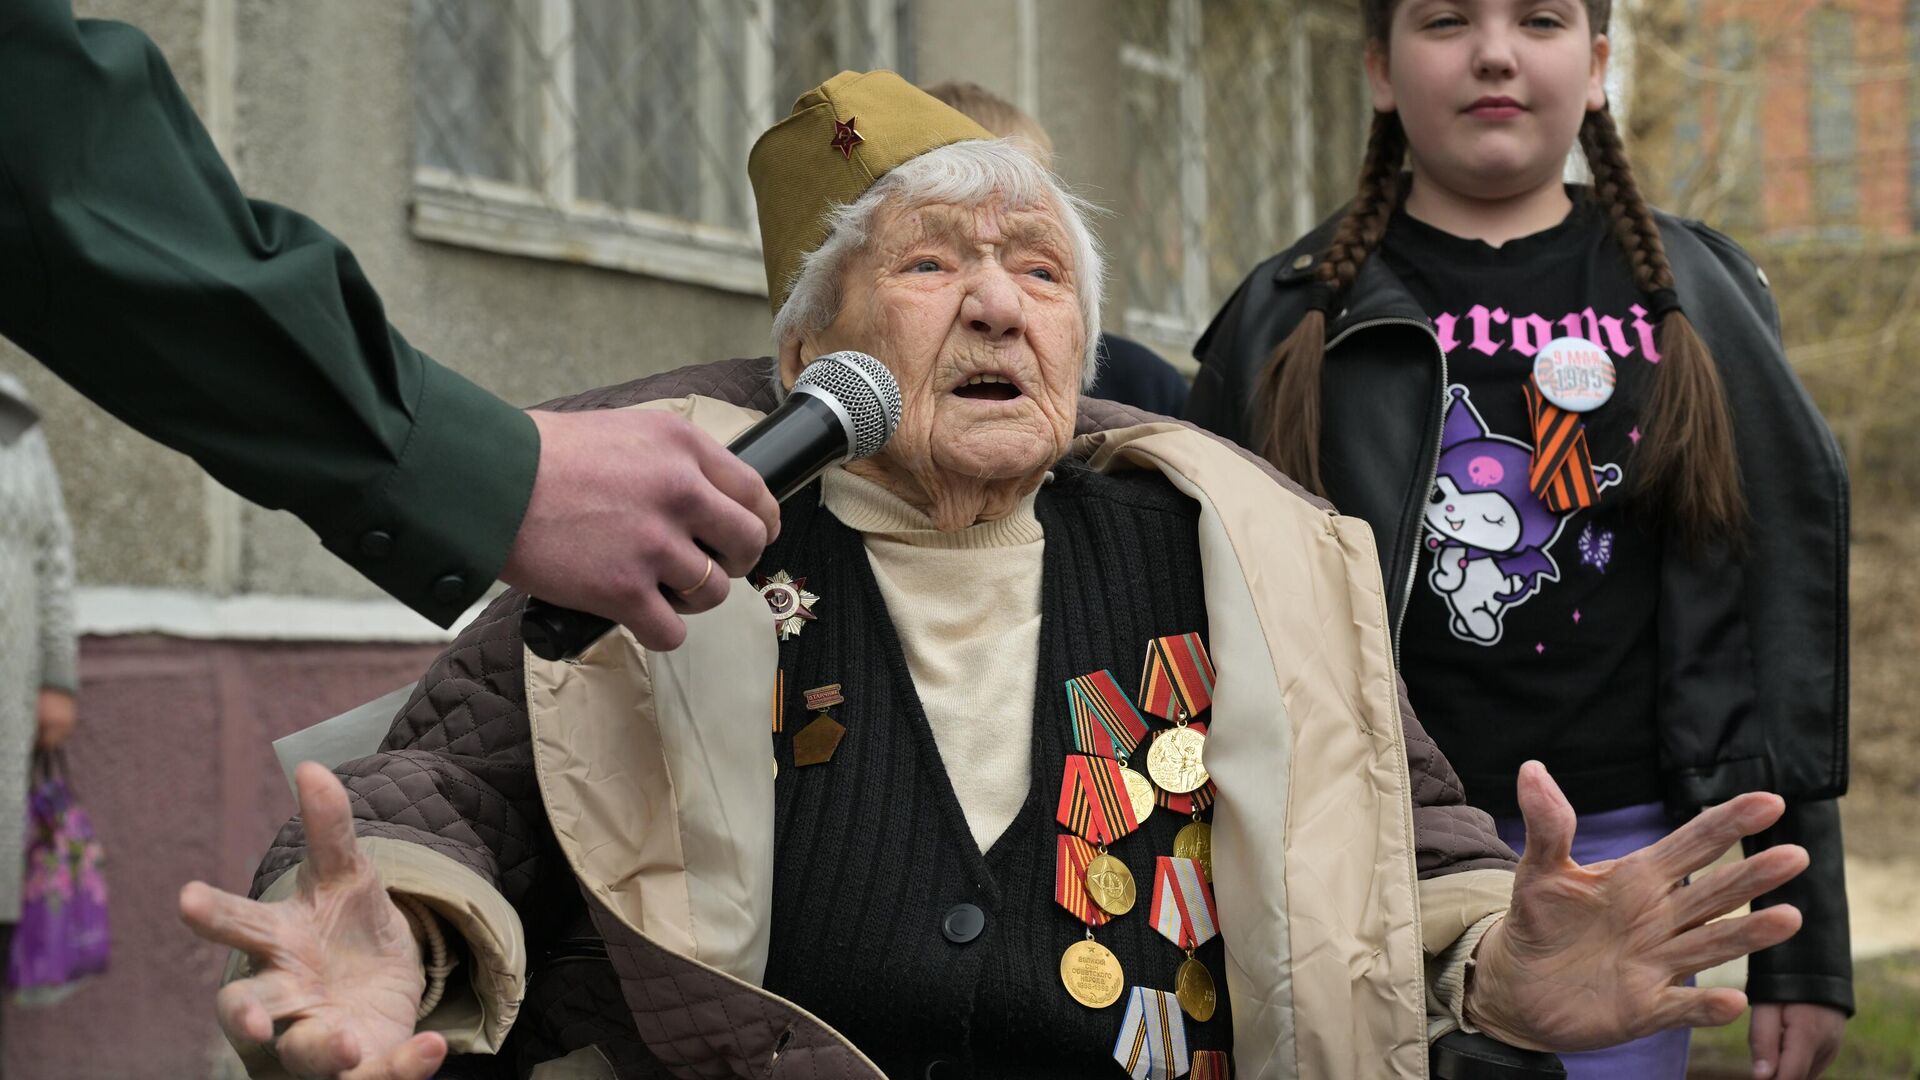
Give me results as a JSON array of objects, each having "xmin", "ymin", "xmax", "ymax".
[{"xmin": 1378, "ymin": 197, "xmax": 1664, "ymax": 817}]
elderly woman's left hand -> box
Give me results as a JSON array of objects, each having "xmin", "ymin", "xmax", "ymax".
[{"xmin": 1464, "ymin": 761, "xmax": 1810, "ymax": 1052}]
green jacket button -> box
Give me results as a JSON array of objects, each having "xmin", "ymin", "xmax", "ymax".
[
  {"xmin": 358, "ymin": 530, "xmax": 394, "ymax": 559},
  {"xmin": 431, "ymin": 574, "xmax": 468, "ymax": 605}
]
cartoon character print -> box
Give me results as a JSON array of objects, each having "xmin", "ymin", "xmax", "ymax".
[{"xmin": 1424, "ymin": 385, "xmax": 1621, "ymax": 645}]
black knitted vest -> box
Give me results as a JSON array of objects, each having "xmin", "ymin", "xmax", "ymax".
[{"xmin": 760, "ymin": 461, "xmax": 1233, "ymax": 1079}]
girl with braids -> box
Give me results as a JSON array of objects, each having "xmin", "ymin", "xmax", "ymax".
[{"xmin": 1186, "ymin": 0, "xmax": 1851, "ymax": 1077}]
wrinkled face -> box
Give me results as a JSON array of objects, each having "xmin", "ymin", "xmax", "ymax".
[
  {"xmin": 1425, "ymin": 475, "xmax": 1524, "ymax": 550},
  {"xmin": 799, "ymin": 197, "xmax": 1084, "ymax": 488},
  {"xmin": 1366, "ymin": 0, "xmax": 1608, "ymax": 201}
]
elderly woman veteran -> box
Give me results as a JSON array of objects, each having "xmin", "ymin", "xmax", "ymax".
[{"xmin": 181, "ymin": 73, "xmax": 1808, "ymax": 1080}]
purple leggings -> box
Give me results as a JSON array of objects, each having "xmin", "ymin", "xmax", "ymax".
[{"xmin": 1493, "ymin": 800, "xmax": 1691, "ymax": 1080}]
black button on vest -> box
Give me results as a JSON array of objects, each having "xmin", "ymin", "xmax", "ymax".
[{"xmin": 942, "ymin": 903, "xmax": 986, "ymax": 944}]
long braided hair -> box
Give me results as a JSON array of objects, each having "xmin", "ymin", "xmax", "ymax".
[{"xmin": 1259, "ymin": 0, "xmax": 1746, "ymax": 550}]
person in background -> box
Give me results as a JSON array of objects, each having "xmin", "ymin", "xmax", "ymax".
[
  {"xmin": 0, "ymin": 372, "xmax": 79, "ymax": 1040},
  {"xmin": 922, "ymin": 80, "xmax": 1192, "ymax": 418},
  {"xmin": 1186, "ymin": 0, "xmax": 1851, "ymax": 1075}
]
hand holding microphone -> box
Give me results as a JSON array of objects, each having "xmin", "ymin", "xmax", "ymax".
[{"xmin": 518, "ymin": 352, "xmax": 901, "ymax": 661}]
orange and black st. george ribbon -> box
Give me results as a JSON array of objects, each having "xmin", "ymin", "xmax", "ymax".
[
  {"xmin": 1056, "ymin": 753, "xmax": 1141, "ymax": 846},
  {"xmin": 1524, "ymin": 381, "xmax": 1600, "ymax": 512}
]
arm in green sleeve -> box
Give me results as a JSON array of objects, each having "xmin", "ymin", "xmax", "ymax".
[{"xmin": 0, "ymin": 3, "xmax": 537, "ymax": 626}]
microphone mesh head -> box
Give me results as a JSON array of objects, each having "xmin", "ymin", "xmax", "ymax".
[{"xmin": 793, "ymin": 351, "xmax": 902, "ymax": 459}]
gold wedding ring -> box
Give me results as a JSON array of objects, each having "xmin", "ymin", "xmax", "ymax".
[{"xmin": 684, "ymin": 556, "xmax": 715, "ymax": 594}]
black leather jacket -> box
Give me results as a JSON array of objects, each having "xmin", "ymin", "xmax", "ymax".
[{"xmin": 1187, "ymin": 202, "xmax": 1853, "ymax": 1013}]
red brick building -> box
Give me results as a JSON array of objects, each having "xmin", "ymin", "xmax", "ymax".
[{"xmin": 1685, "ymin": 0, "xmax": 1917, "ymax": 239}]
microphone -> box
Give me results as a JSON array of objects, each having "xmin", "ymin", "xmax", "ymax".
[{"xmin": 520, "ymin": 351, "xmax": 902, "ymax": 661}]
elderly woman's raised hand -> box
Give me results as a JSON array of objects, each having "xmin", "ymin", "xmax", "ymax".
[
  {"xmin": 180, "ymin": 763, "xmax": 447, "ymax": 1080},
  {"xmin": 1465, "ymin": 761, "xmax": 1809, "ymax": 1053}
]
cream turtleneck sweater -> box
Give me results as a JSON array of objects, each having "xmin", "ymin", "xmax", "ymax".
[{"xmin": 819, "ymin": 467, "xmax": 1046, "ymax": 852}]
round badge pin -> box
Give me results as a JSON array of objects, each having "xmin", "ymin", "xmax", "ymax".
[{"xmin": 1531, "ymin": 336, "xmax": 1616, "ymax": 413}]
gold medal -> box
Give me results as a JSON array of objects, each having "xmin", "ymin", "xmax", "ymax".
[
  {"xmin": 1060, "ymin": 937, "xmax": 1126, "ymax": 1009},
  {"xmin": 1173, "ymin": 820, "xmax": 1213, "ymax": 882},
  {"xmin": 1176, "ymin": 954, "xmax": 1217, "ymax": 1022},
  {"xmin": 1120, "ymin": 767, "xmax": 1156, "ymax": 827},
  {"xmin": 1084, "ymin": 853, "xmax": 1136, "ymax": 916},
  {"xmin": 1147, "ymin": 725, "xmax": 1209, "ymax": 794}
]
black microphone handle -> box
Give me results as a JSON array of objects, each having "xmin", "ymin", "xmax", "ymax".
[{"xmin": 521, "ymin": 392, "xmax": 852, "ymax": 662}]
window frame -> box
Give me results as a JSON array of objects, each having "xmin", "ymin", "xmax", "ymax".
[
  {"xmin": 409, "ymin": 0, "xmax": 901, "ymax": 297},
  {"xmin": 1115, "ymin": 0, "xmax": 1366, "ymax": 363}
]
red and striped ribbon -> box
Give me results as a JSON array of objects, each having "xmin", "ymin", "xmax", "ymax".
[
  {"xmin": 1140, "ymin": 633, "xmax": 1217, "ymax": 722},
  {"xmin": 1112, "ymin": 987, "xmax": 1190, "ymax": 1080},
  {"xmin": 772, "ymin": 670, "xmax": 786, "ymax": 734},
  {"xmin": 1156, "ymin": 783, "xmax": 1215, "ymax": 814},
  {"xmin": 1054, "ymin": 834, "xmax": 1112, "ymax": 927},
  {"xmin": 1149, "ymin": 856, "xmax": 1219, "ymax": 950},
  {"xmin": 1152, "ymin": 723, "xmax": 1214, "ymax": 813},
  {"xmin": 1056, "ymin": 754, "xmax": 1142, "ymax": 846},
  {"xmin": 1523, "ymin": 381, "xmax": 1601, "ymax": 512},
  {"xmin": 1190, "ymin": 1050, "xmax": 1231, "ymax": 1079},
  {"xmin": 1067, "ymin": 670, "xmax": 1148, "ymax": 761}
]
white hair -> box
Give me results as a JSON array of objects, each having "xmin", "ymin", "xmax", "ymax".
[{"xmin": 771, "ymin": 138, "xmax": 1107, "ymax": 390}]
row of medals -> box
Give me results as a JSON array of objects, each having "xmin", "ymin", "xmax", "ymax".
[{"xmin": 1060, "ymin": 707, "xmax": 1215, "ymax": 1023}]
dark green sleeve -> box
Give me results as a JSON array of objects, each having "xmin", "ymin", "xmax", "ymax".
[{"xmin": 0, "ymin": 4, "xmax": 538, "ymax": 627}]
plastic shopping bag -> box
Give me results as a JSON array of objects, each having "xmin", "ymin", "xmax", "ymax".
[{"xmin": 7, "ymin": 751, "xmax": 108, "ymax": 1006}]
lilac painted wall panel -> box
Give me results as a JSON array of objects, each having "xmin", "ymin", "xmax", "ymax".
[{"xmin": 4, "ymin": 636, "xmax": 442, "ymax": 1080}]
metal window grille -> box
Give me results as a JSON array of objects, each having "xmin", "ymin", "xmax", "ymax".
[
  {"xmin": 411, "ymin": 0, "xmax": 903, "ymax": 294},
  {"xmin": 1808, "ymin": 8, "xmax": 1859, "ymax": 227},
  {"xmin": 1908, "ymin": 0, "xmax": 1920, "ymax": 227},
  {"xmin": 1711, "ymin": 21, "xmax": 1763, "ymax": 234},
  {"xmin": 1114, "ymin": 0, "xmax": 1366, "ymax": 361}
]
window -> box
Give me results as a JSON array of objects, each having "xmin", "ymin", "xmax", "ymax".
[
  {"xmin": 411, "ymin": 0, "xmax": 903, "ymax": 294},
  {"xmin": 1713, "ymin": 20, "xmax": 1763, "ymax": 233},
  {"xmin": 1908, "ymin": 0, "xmax": 1920, "ymax": 229},
  {"xmin": 1808, "ymin": 7, "xmax": 1859, "ymax": 229},
  {"xmin": 1114, "ymin": 0, "xmax": 1366, "ymax": 362}
]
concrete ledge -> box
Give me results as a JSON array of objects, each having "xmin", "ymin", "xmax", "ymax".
[{"xmin": 75, "ymin": 586, "xmax": 489, "ymax": 642}]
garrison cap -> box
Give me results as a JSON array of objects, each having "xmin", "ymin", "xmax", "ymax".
[{"xmin": 749, "ymin": 70, "xmax": 993, "ymax": 313}]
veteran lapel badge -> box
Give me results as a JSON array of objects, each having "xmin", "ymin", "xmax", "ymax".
[
  {"xmin": 792, "ymin": 714, "xmax": 846, "ymax": 767},
  {"xmin": 791, "ymin": 682, "xmax": 849, "ymax": 767},
  {"xmin": 758, "ymin": 571, "xmax": 819, "ymax": 639}
]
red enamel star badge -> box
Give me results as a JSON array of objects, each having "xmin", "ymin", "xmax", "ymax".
[
  {"xmin": 758, "ymin": 571, "xmax": 819, "ymax": 640},
  {"xmin": 829, "ymin": 117, "xmax": 864, "ymax": 160}
]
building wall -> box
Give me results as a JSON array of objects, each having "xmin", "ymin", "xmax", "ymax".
[
  {"xmin": 1696, "ymin": 0, "xmax": 1917, "ymax": 240},
  {"xmin": 0, "ymin": 636, "xmax": 442, "ymax": 1080}
]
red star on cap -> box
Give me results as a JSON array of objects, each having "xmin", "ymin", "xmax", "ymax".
[{"xmin": 829, "ymin": 117, "xmax": 864, "ymax": 160}]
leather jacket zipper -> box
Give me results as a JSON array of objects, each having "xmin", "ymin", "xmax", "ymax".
[{"xmin": 1324, "ymin": 314, "xmax": 1448, "ymax": 670}]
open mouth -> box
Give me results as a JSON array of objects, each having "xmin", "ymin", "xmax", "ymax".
[
  {"xmin": 952, "ymin": 373, "xmax": 1024, "ymax": 402},
  {"xmin": 1445, "ymin": 516, "xmax": 1464, "ymax": 531}
]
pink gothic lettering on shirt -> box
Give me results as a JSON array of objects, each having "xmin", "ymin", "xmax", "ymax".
[{"xmin": 1431, "ymin": 304, "xmax": 1661, "ymax": 363}]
